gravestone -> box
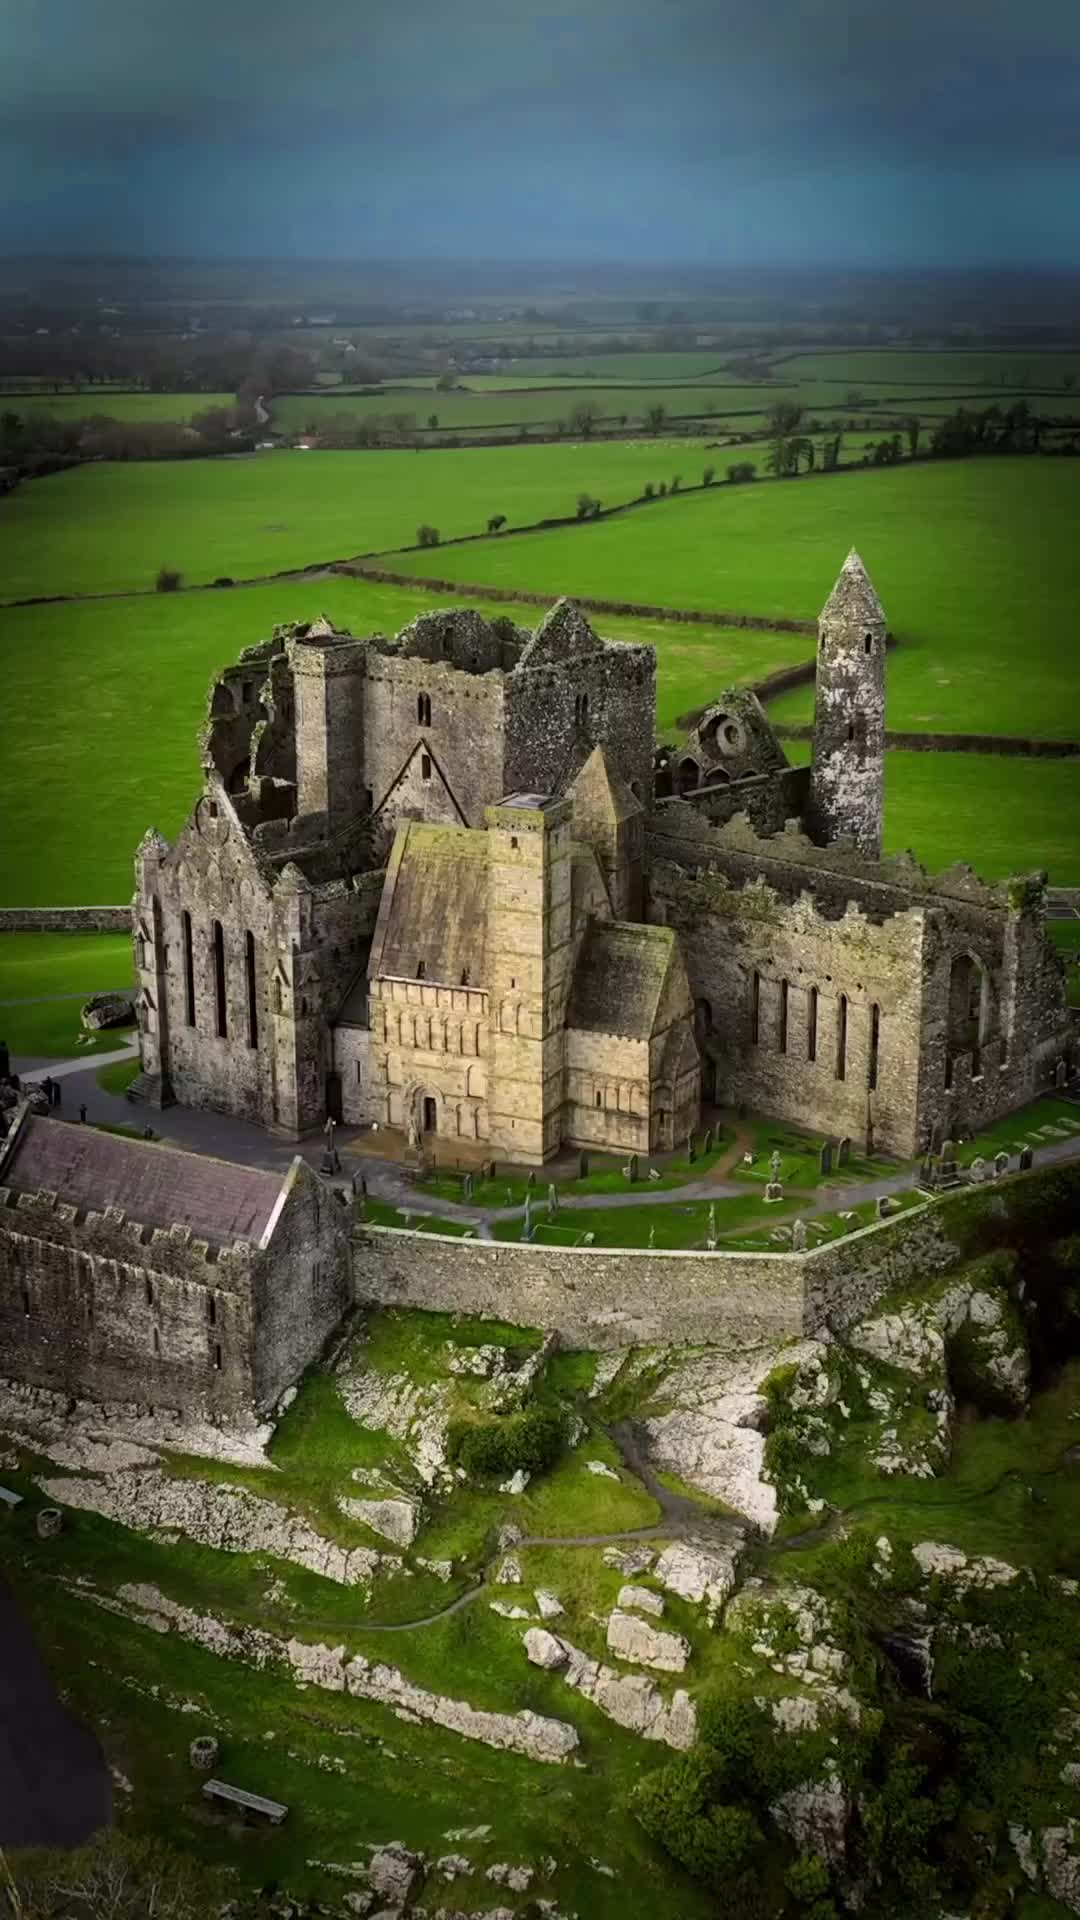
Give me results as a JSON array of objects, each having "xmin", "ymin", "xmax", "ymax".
[
  {"xmin": 548, "ymin": 1183, "xmax": 558, "ymax": 1216},
  {"xmin": 940, "ymin": 1139, "xmax": 955, "ymax": 1164},
  {"xmin": 189, "ymin": 1735, "xmax": 219, "ymax": 1772},
  {"xmin": 1056, "ymin": 1058, "xmax": 1068, "ymax": 1089},
  {"xmin": 702, "ymin": 1127, "xmax": 713, "ymax": 1155},
  {"xmin": 993, "ymin": 1150, "xmax": 1010, "ymax": 1177},
  {"xmin": 919, "ymin": 1159, "xmax": 936, "ymax": 1188},
  {"xmin": 648, "ymin": 1166, "xmax": 661, "ymax": 1181},
  {"xmin": 648, "ymin": 1227, "xmax": 656, "ymax": 1249},
  {"xmin": 837, "ymin": 1137, "xmax": 851, "ymax": 1168},
  {"xmin": 819, "ymin": 1141, "xmax": 833, "ymax": 1176},
  {"xmin": 791, "ymin": 1218, "xmax": 807, "ymax": 1251},
  {"xmin": 764, "ymin": 1181, "xmax": 784, "ymax": 1203},
  {"xmin": 687, "ymin": 1132, "xmax": 696, "ymax": 1163},
  {"xmin": 877, "ymin": 1195, "xmax": 893, "ymax": 1219},
  {"xmin": 628, "ymin": 1154, "xmax": 639, "ymax": 1182},
  {"xmin": 463, "ymin": 1173, "xmax": 473, "ymax": 1202},
  {"xmin": 969, "ymin": 1156, "xmax": 987, "ymax": 1183},
  {"xmin": 526, "ymin": 1170, "xmax": 536, "ymax": 1190},
  {"xmin": 1019, "ymin": 1145, "xmax": 1034, "ymax": 1171}
]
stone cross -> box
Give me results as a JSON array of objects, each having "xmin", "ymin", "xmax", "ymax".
[
  {"xmin": 1019, "ymin": 1145, "xmax": 1034, "ymax": 1171},
  {"xmin": 769, "ymin": 1149, "xmax": 782, "ymax": 1183},
  {"xmin": 648, "ymin": 1227, "xmax": 656, "ymax": 1249},
  {"xmin": 708, "ymin": 1203, "xmax": 717, "ymax": 1241},
  {"xmin": 579, "ymin": 1150, "xmax": 589, "ymax": 1179},
  {"xmin": 548, "ymin": 1183, "xmax": 559, "ymax": 1216}
]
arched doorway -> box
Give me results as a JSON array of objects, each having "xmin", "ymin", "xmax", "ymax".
[{"xmin": 947, "ymin": 952, "xmax": 991, "ymax": 1081}]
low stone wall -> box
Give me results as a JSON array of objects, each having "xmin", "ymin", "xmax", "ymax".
[
  {"xmin": 354, "ymin": 1227, "xmax": 804, "ymax": 1349},
  {"xmin": 353, "ymin": 1159, "xmax": 1080, "ymax": 1350},
  {"xmin": 0, "ymin": 906, "xmax": 131, "ymax": 934},
  {"xmin": 773, "ymin": 725, "xmax": 1080, "ymax": 759}
]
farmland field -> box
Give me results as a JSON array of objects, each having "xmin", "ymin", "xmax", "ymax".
[
  {"xmin": 0, "ymin": 439, "xmax": 740, "ymax": 600},
  {"xmin": 0, "ymin": 580, "xmax": 810, "ymax": 905},
  {"xmin": 772, "ymin": 348, "xmax": 1080, "ymax": 389},
  {"xmin": 2, "ymin": 389, "xmax": 236, "ymax": 422},
  {"xmin": 385, "ymin": 458, "xmax": 1080, "ymax": 740},
  {"xmin": 270, "ymin": 381, "xmax": 806, "ymax": 432}
]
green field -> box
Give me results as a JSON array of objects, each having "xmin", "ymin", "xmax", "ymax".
[
  {"xmin": 386, "ymin": 458, "xmax": 1080, "ymax": 741},
  {"xmin": 4, "ymin": 390, "xmax": 236, "ymax": 423},
  {"xmin": 772, "ymin": 348, "xmax": 1080, "ymax": 389},
  {"xmin": 0, "ymin": 439, "xmax": 755, "ymax": 601},
  {"xmin": 271, "ymin": 382, "xmax": 803, "ymax": 433},
  {"xmin": 0, "ymin": 579, "xmax": 809, "ymax": 904}
]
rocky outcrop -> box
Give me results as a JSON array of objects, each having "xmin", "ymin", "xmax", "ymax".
[
  {"xmin": 106, "ymin": 1582, "xmax": 578, "ymax": 1763},
  {"xmin": 912, "ymin": 1541, "xmax": 1020, "ymax": 1587},
  {"xmin": 82, "ymin": 990, "xmax": 136, "ymax": 1030},
  {"xmin": 616, "ymin": 1584, "xmax": 664, "ymax": 1617},
  {"xmin": 338, "ymin": 1494, "xmax": 421, "ymax": 1546},
  {"xmin": 42, "ymin": 1469, "xmax": 394, "ymax": 1587},
  {"xmin": 522, "ymin": 1627, "xmax": 696, "ymax": 1749},
  {"xmin": 602, "ymin": 1545, "xmax": 655, "ymax": 1576},
  {"xmin": 605, "ymin": 1609, "xmax": 689, "ymax": 1673},
  {"xmin": 644, "ymin": 1343, "xmax": 824, "ymax": 1534},
  {"xmin": 771, "ymin": 1775, "xmax": 850, "ymax": 1870},
  {"xmin": 338, "ymin": 1367, "xmax": 451, "ymax": 1485},
  {"xmin": 368, "ymin": 1843, "xmax": 424, "ymax": 1905},
  {"xmin": 653, "ymin": 1537, "xmax": 739, "ymax": 1623},
  {"xmin": 850, "ymin": 1260, "xmax": 1029, "ymax": 1414}
]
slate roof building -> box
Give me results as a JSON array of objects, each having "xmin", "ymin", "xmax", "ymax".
[{"xmin": 0, "ymin": 1108, "xmax": 351, "ymax": 1421}]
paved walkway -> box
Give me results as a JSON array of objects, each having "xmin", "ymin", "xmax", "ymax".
[{"xmin": 10, "ymin": 1044, "xmax": 1080, "ymax": 1239}]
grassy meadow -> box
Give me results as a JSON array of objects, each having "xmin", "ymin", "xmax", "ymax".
[
  {"xmin": 386, "ymin": 458, "xmax": 1080, "ymax": 741},
  {"xmin": 271, "ymin": 381, "xmax": 803, "ymax": 432},
  {"xmin": 0, "ymin": 438, "xmax": 746, "ymax": 601},
  {"xmin": 3, "ymin": 389, "xmax": 237, "ymax": 422}
]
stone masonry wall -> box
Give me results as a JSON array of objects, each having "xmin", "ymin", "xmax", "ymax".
[
  {"xmin": 505, "ymin": 646, "xmax": 655, "ymax": 810},
  {"xmin": 251, "ymin": 1162, "xmax": 353, "ymax": 1412},
  {"xmin": 0, "ymin": 907, "xmax": 131, "ymax": 933}
]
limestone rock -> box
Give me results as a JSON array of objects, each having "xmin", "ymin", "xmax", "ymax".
[
  {"xmin": 338, "ymin": 1367, "xmax": 451, "ymax": 1485},
  {"xmin": 436, "ymin": 1855, "xmax": 472, "ymax": 1880},
  {"xmin": 486, "ymin": 1862, "xmax": 534, "ymax": 1890},
  {"xmin": 41, "ymin": 1469, "xmax": 392, "ymax": 1587},
  {"xmin": 524, "ymin": 1628, "xmax": 568, "ymax": 1671},
  {"xmin": 1042, "ymin": 1824, "xmax": 1080, "ymax": 1914},
  {"xmin": 448, "ymin": 1344, "xmax": 507, "ymax": 1379},
  {"xmin": 616, "ymin": 1584, "xmax": 664, "ymax": 1617},
  {"xmin": 490, "ymin": 1601, "xmax": 530, "ymax": 1620},
  {"xmin": 653, "ymin": 1537, "xmax": 739, "ymax": 1623},
  {"xmin": 499, "ymin": 1469, "xmax": 530, "ymax": 1493},
  {"xmin": 82, "ymin": 991, "xmax": 136, "ymax": 1031},
  {"xmin": 912, "ymin": 1541, "xmax": 1019, "ymax": 1586},
  {"xmin": 496, "ymin": 1553, "xmax": 523, "ymax": 1585},
  {"xmin": 772, "ymin": 1777, "xmax": 849, "ymax": 1870},
  {"xmin": 338, "ymin": 1495, "xmax": 421, "ymax": 1547},
  {"xmin": 534, "ymin": 1588, "xmax": 564, "ymax": 1620},
  {"xmin": 602, "ymin": 1545, "xmax": 654, "ymax": 1576},
  {"xmin": 368, "ymin": 1844, "xmax": 424, "ymax": 1906},
  {"xmin": 343, "ymin": 1895, "xmax": 374, "ymax": 1917},
  {"xmin": 606, "ymin": 1609, "xmax": 689, "ymax": 1673},
  {"xmin": 586, "ymin": 1459, "xmax": 620, "ymax": 1480}
]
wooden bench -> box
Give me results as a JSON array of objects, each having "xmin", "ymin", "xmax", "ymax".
[{"xmin": 202, "ymin": 1779, "xmax": 288, "ymax": 1825}]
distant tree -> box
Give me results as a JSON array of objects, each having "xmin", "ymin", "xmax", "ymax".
[
  {"xmin": 416, "ymin": 524, "xmax": 440, "ymax": 547},
  {"xmin": 822, "ymin": 433, "xmax": 844, "ymax": 471},
  {"xmin": 658, "ymin": 480, "xmax": 668, "ymax": 495},
  {"xmin": 906, "ymin": 415, "xmax": 921, "ymax": 457},
  {"xmin": 670, "ymin": 474, "xmax": 681, "ymax": 492},
  {"xmin": 645, "ymin": 403, "xmax": 667, "ymax": 434},
  {"xmin": 435, "ymin": 370, "xmax": 458, "ymax": 391},
  {"xmin": 156, "ymin": 566, "xmax": 182, "ymax": 592},
  {"xmin": 487, "ymin": 513, "xmax": 507, "ymax": 534},
  {"xmin": 427, "ymin": 413, "xmax": 438, "ymax": 430},
  {"xmin": 766, "ymin": 398, "xmax": 804, "ymax": 438},
  {"xmin": 643, "ymin": 481, "xmax": 655, "ymax": 498},
  {"xmin": 726, "ymin": 461, "xmax": 756, "ymax": 482},
  {"xmin": 569, "ymin": 402, "xmax": 601, "ymax": 438},
  {"xmin": 575, "ymin": 491, "xmax": 599, "ymax": 519},
  {"xmin": 1064, "ymin": 372, "xmax": 1077, "ymax": 392},
  {"xmin": 702, "ymin": 465, "xmax": 715, "ymax": 486}
]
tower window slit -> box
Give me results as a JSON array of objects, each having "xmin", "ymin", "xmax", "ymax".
[
  {"xmin": 779, "ymin": 978, "xmax": 789, "ymax": 1054},
  {"xmin": 836, "ymin": 993, "xmax": 848, "ymax": 1082},
  {"xmin": 182, "ymin": 910, "xmax": 195, "ymax": 1027},
  {"xmin": 751, "ymin": 971, "xmax": 760, "ymax": 1046},
  {"xmin": 869, "ymin": 1002, "xmax": 881, "ymax": 1090},
  {"xmin": 808, "ymin": 985, "xmax": 818, "ymax": 1062},
  {"xmin": 212, "ymin": 920, "xmax": 227, "ymax": 1039},
  {"xmin": 245, "ymin": 931, "xmax": 258, "ymax": 1049}
]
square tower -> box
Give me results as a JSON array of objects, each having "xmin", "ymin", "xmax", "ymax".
[{"xmin": 484, "ymin": 793, "xmax": 573, "ymax": 1162}]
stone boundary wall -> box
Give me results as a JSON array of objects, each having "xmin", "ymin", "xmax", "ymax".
[
  {"xmin": 353, "ymin": 1158, "xmax": 1080, "ymax": 1349},
  {"xmin": 0, "ymin": 906, "xmax": 131, "ymax": 933},
  {"xmin": 348, "ymin": 565, "xmax": 816, "ymax": 637},
  {"xmin": 773, "ymin": 724, "xmax": 1080, "ymax": 760}
]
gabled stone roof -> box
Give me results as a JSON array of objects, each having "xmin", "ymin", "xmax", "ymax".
[
  {"xmin": 568, "ymin": 922, "xmax": 677, "ymax": 1039},
  {"xmin": 515, "ymin": 598, "xmax": 604, "ymax": 671},
  {"xmin": 367, "ymin": 822, "xmax": 489, "ymax": 986},
  {"xmin": 1, "ymin": 1116, "xmax": 286, "ymax": 1248},
  {"xmin": 820, "ymin": 549, "xmax": 886, "ymax": 628},
  {"xmin": 569, "ymin": 744, "xmax": 642, "ymax": 828}
]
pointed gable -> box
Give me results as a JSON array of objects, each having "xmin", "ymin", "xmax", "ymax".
[
  {"xmin": 569, "ymin": 744, "xmax": 642, "ymax": 830},
  {"xmin": 516, "ymin": 597, "xmax": 604, "ymax": 671},
  {"xmin": 820, "ymin": 549, "xmax": 886, "ymax": 628}
]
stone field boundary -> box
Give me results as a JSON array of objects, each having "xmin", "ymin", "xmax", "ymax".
[{"xmin": 0, "ymin": 906, "xmax": 131, "ymax": 934}]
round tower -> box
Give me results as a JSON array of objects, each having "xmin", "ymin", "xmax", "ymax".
[{"xmin": 807, "ymin": 548, "xmax": 886, "ymax": 856}]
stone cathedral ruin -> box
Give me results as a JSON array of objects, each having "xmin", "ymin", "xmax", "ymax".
[{"xmin": 129, "ymin": 550, "xmax": 1073, "ymax": 1164}]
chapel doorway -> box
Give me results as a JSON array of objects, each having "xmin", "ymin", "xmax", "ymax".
[{"xmin": 422, "ymin": 1095, "xmax": 437, "ymax": 1134}]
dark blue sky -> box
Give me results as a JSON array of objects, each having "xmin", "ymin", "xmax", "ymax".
[{"xmin": 3, "ymin": 0, "xmax": 1079, "ymax": 263}]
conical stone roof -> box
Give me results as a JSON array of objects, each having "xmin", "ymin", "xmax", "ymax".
[{"xmin": 820, "ymin": 549, "xmax": 886, "ymax": 627}]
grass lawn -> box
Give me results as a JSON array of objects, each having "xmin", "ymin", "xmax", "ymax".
[
  {"xmin": 361, "ymin": 1196, "xmax": 473, "ymax": 1236},
  {"xmin": 0, "ymin": 579, "xmax": 809, "ymax": 905},
  {"xmin": 8, "ymin": 390, "xmax": 236, "ymax": 422},
  {"xmin": 781, "ymin": 743, "xmax": 1080, "ymax": 884},
  {"xmin": 384, "ymin": 458, "xmax": 1080, "ymax": 741},
  {"xmin": 96, "ymin": 1054, "xmax": 140, "ymax": 1094},
  {"xmin": 413, "ymin": 1130, "xmax": 732, "ymax": 1210},
  {"xmin": 272, "ymin": 383, "xmax": 797, "ymax": 433},
  {"xmin": 730, "ymin": 1114, "xmax": 900, "ymax": 1190},
  {"xmin": 950, "ymin": 1096, "xmax": 1080, "ymax": 1165},
  {"xmin": 0, "ymin": 931, "xmax": 132, "ymax": 997},
  {"xmin": 1048, "ymin": 918, "xmax": 1080, "ymax": 1004},
  {"xmin": 492, "ymin": 1189, "xmax": 795, "ymax": 1249},
  {"xmin": 0, "ymin": 437, "xmax": 768, "ymax": 601}
]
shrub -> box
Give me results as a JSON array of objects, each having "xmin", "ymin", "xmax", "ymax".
[
  {"xmin": 703, "ymin": 465, "xmax": 715, "ymax": 485},
  {"xmin": 671, "ymin": 474, "xmax": 681, "ymax": 492},
  {"xmin": 487, "ymin": 513, "xmax": 507, "ymax": 534},
  {"xmin": 643, "ymin": 481, "xmax": 655, "ymax": 498},
  {"xmin": 155, "ymin": 566, "xmax": 181, "ymax": 592},
  {"xmin": 416, "ymin": 524, "xmax": 440, "ymax": 547},
  {"xmin": 575, "ymin": 491, "xmax": 597, "ymax": 519},
  {"xmin": 447, "ymin": 1404, "xmax": 562, "ymax": 1479},
  {"xmin": 631, "ymin": 1752, "xmax": 765, "ymax": 1891},
  {"xmin": 212, "ymin": 576, "xmax": 234, "ymax": 588}
]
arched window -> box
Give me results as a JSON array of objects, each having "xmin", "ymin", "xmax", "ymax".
[
  {"xmin": 421, "ymin": 752, "xmax": 432, "ymax": 781},
  {"xmin": 182, "ymin": 910, "xmax": 195, "ymax": 1027},
  {"xmin": 212, "ymin": 920, "xmax": 227, "ymax": 1039},
  {"xmin": 835, "ymin": 993, "xmax": 848, "ymax": 1082},
  {"xmin": 864, "ymin": 633, "xmax": 873, "ymax": 654},
  {"xmin": 417, "ymin": 691, "xmax": 431, "ymax": 727},
  {"xmin": 869, "ymin": 1001, "xmax": 881, "ymax": 1090},
  {"xmin": 807, "ymin": 985, "xmax": 818, "ymax": 1062},
  {"xmin": 245, "ymin": 931, "xmax": 258, "ymax": 1049}
]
